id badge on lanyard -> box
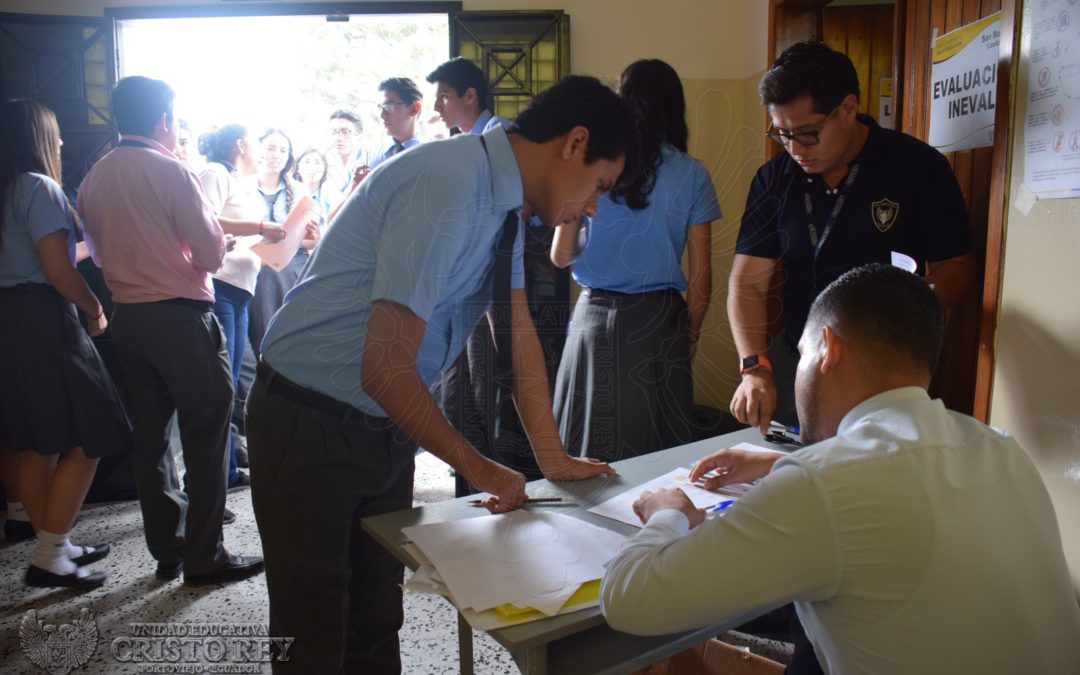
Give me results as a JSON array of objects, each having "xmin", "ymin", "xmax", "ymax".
[{"xmin": 804, "ymin": 164, "xmax": 860, "ymax": 292}]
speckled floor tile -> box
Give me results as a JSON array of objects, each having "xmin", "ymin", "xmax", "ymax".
[{"xmin": 0, "ymin": 451, "xmax": 516, "ymax": 674}]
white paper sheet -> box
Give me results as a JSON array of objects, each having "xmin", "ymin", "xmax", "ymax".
[
  {"xmin": 402, "ymin": 511, "xmax": 625, "ymax": 615},
  {"xmin": 586, "ymin": 443, "xmax": 774, "ymax": 528}
]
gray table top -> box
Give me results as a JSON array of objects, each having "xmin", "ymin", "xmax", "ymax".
[{"xmin": 362, "ymin": 426, "xmax": 795, "ymax": 669}]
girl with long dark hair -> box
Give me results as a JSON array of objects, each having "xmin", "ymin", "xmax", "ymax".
[
  {"xmin": 248, "ymin": 128, "xmax": 318, "ymax": 357},
  {"xmin": 0, "ymin": 99, "xmax": 130, "ymax": 587},
  {"xmin": 551, "ymin": 59, "xmax": 722, "ymax": 461}
]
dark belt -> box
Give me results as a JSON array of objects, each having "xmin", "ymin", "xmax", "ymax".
[
  {"xmin": 153, "ymin": 297, "xmax": 214, "ymax": 312},
  {"xmin": 257, "ymin": 361, "xmax": 384, "ymax": 423},
  {"xmin": 0, "ymin": 282, "xmax": 55, "ymax": 294},
  {"xmin": 582, "ymin": 286, "xmax": 682, "ymax": 300}
]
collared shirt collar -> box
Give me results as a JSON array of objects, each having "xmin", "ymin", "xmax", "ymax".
[
  {"xmin": 836, "ymin": 386, "xmax": 930, "ymax": 436},
  {"xmin": 119, "ymin": 134, "xmax": 177, "ymax": 159},
  {"xmin": 468, "ymin": 109, "xmax": 494, "ymax": 136},
  {"xmin": 480, "ymin": 125, "xmax": 523, "ymax": 214}
]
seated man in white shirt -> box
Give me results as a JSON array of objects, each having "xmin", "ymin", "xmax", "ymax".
[{"xmin": 601, "ymin": 263, "xmax": 1080, "ymax": 675}]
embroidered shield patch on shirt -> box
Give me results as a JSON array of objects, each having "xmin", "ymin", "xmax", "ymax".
[{"xmin": 871, "ymin": 198, "xmax": 899, "ymax": 232}]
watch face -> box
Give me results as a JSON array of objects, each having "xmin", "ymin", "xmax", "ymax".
[{"xmin": 742, "ymin": 355, "xmax": 760, "ymax": 369}]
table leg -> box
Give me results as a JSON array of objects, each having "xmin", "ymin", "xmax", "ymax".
[
  {"xmin": 512, "ymin": 645, "xmax": 548, "ymax": 675},
  {"xmin": 458, "ymin": 611, "xmax": 474, "ymax": 675}
]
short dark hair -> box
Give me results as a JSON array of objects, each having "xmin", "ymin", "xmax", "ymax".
[
  {"xmin": 511, "ymin": 75, "xmax": 637, "ymax": 190},
  {"xmin": 426, "ymin": 57, "xmax": 487, "ymax": 104},
  {"xmin": 112, "ymin": 76, "xmax": 175, "ymax": 136},
  {"xmin": 379, "ymin": 77, "xmax": 423, "ymax": 106},
  {"xmin": 329, "ymin": 109, "xmax": 362, "ymax": 134},
  {"xmin": 807, "ymin": 263, "xmax": 943, "ymax": 374},
  {"xmin": 759, "ymin": 41, "xmax": 860, "ymax": 113}
]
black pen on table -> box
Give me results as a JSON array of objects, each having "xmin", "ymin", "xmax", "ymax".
[{"xmin": 467, "ymin": 497, "xmax": 567, "ymax": 507}]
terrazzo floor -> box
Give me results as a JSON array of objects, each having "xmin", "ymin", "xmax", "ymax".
[{"xmin": 0, "ymin": 450, "xmax": 517, "ymax": 674}]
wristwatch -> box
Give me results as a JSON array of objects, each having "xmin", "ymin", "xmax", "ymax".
[{"xmin": 739, "ymin": 354, "xmax": 773, "ymax": 376}]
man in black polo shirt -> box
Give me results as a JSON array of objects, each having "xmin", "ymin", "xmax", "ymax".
[{"xmin": 729, "ymin": 41, "xmax": 976, "ymax": 432}]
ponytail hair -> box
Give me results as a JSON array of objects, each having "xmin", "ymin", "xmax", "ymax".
[{"xmin": 198, "ymin": 124, "xmax": 247, "ymax": 167}]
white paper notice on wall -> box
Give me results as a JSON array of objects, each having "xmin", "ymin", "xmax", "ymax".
[
  {"xmin": 928, "ymin": 13, "xmax": 1002, "ymax": 153},
  {"xmin": 1014, "ymin": 182, "xmax": 1038, "ymax": 216}
]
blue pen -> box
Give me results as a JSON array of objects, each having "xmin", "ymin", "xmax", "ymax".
[{"xmin": 711, "ymin": 499, "xmax": 735, "ymax": 512}]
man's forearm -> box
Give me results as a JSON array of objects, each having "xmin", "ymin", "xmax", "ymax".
[{"xmin": 925, "ymin": 253, "xmax": 977, "ymax": 307}]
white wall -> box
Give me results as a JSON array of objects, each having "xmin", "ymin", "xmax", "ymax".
[{"xmin": 989, "ymin": 0, "xmax": 1080, "ymax": 592}]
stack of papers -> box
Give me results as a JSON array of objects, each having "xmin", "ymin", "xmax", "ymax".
[{"xmin": 401, "ymin": 511, "xmax": 626, "ymax": 629}]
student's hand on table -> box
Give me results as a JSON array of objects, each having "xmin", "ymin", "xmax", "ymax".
[
  {"xmin": 729, "ymin": 371, "xmax": 777, "ymax": 435},
  {"xmin": 261, "ymin": 222, "xmax": 287, "ymax": 244},
  {"xmin": 633, "ymin": 488, "xmax": 705, "ymax": 529},
  {"xmin": 467, "ymin": 457, "xmax": 527, "ymax": 513},
  {"xmin": 688, "ymin": 447, "xmax": 784, "ymax": 490},
  {"xmin": 538, "ymin": 454, "xmax": 615, "ymax": 481}
]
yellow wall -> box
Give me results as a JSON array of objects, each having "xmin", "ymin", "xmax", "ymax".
[
  {"xmin": 3, "ymin": 0, "xmax": 770, "ymax": 409},
  {"xmin": 989, "ymin": 0, "xmax": 1080, "ymax": 592}
]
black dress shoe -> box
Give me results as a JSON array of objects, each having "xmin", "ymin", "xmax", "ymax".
[
  {"xmin": 4, "ymin": 518, "xmax": 34, "ymax": 542},
  {"xmin": 70, "ymin": 543, "xmax": 110, "ymax": 567},
  {"xmin": 156, "ymin": 560, "xmax": 183, "ymax": 580},
  {"xmin": 223, "ymin": 507, "xmax": 236, "ymax": 525},
  {"xmin": 26, "ymin": 565, "xmax": 106, "ymax": 589},
  {"xmin": 184, "ymin": 555, "xmax": 264, "ymax": 586}
]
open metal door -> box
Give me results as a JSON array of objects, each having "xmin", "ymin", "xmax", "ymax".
[{"xmin": 0, "ymin": 12, "xmax": 116, "ymax": 195}]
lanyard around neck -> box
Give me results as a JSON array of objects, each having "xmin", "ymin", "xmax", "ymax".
[{"xmin": 803, "ymin": 163, "xmax": 860, "ymax": 263}]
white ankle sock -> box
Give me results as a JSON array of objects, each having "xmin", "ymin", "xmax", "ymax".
[
  {"xmin": 7, "ymin": 502, "xmax": 30, "ymax": 522},
  {"xmin": 63, "ymin": 541, "xmax": 97, "ymax": 559},
  {"xmin": 32, "ymin": 531, "xmax": 89, "ymax": 577}
]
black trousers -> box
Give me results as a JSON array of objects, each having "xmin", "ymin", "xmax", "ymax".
[
  {"xmin": 246, "ymin": 366, "xmax": 415, "ymax": 674},
  {"xmin": 110, "ymin": 302, "xmax": 231, "ymax": 574}
]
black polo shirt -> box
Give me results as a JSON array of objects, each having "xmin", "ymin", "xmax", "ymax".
[{"xmin": 736, "ymin": 115, "xmax": 973, "ymax": 347}]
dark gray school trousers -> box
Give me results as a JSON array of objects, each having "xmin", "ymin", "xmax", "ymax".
[
  {"xmin": 110, "ymin": 302, "xmax": 231, "ymax": 575},
  {"xmin": 245, "ymin": 364, "xmax": 415, "ymax": 674}
]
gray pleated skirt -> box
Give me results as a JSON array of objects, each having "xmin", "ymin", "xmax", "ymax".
[{"xmin": 553, "ymin": 287, "xmax": 693, "ymax": 462}]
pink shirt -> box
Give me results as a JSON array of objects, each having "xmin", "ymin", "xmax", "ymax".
[{"xmin": 78, "ymin": 135, "xmax": 226, "ymax": 303}]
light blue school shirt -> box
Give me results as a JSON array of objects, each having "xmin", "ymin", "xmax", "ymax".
[
  {"xmin": 0, "ymin": 173, "xmax": 76, "ymax": 287},
  {"xmin": 468, "ymin": 109, "xmax": 511, "ymax": 135},
  {"xmin": 368, "ymin": 136, "xmax": 423, "ymax": 170},
  {"xmin": 261, "ymin": 126, "xmax": 526, "ymax": 416},
  {"xmin": 256, "ymin": 179, "xmax": 290, "ymax": 223},
  {"xmin": 573, "ymin": 145, "xmax": 721, "ymax": 293}
]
